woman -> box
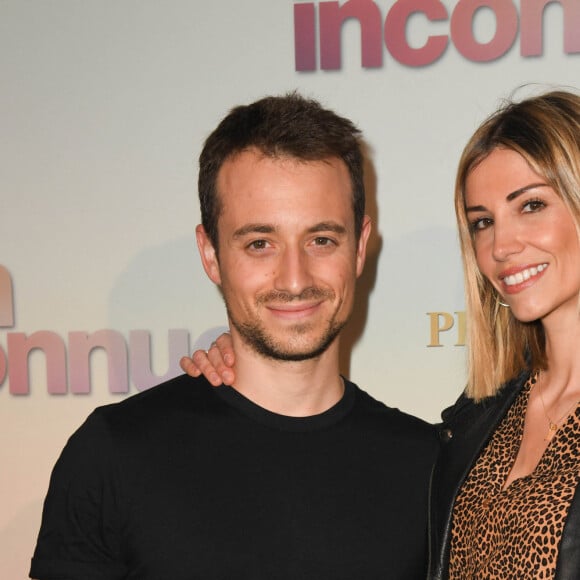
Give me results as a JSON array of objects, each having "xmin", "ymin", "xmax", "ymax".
[
  {"xmin": 180, "ymin": 90, "xmax": 580, "ymax": 578},
  {"xmin": 429, "ymin": 90, "xmax": 580, "ymax": 579}
]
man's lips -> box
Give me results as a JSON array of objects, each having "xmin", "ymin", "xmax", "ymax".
[
  {"xmin": 499, "ymin": 263, "xmax": 548, "ymax": 293},
  {"xmin": 266, "ymin": 301, "xmax": 323, "ymax": 318}
]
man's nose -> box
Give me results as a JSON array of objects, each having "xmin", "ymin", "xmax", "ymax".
[{"xmin": 273, "ymin": 246, "xmax": 314, "ymax": 295}]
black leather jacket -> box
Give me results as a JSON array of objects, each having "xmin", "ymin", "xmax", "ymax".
[{"xmin": 428, "ymin": 370, "xmax": 580, "ymax": 579}]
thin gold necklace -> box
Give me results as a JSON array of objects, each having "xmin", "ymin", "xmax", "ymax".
[{"xmin": 537, "ymin": 372, "xmax": 580, "ymax": 442}]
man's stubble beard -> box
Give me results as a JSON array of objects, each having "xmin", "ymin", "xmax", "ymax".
[{"xmin": 225, "ymin": 287, "xmax": 348, "ymax": 362}]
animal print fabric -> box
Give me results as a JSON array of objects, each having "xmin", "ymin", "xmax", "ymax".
[{"xmin": 449, "ymin": 375, "xmax": 580, "ymax": 579}]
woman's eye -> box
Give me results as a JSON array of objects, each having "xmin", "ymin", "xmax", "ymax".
[
  {"xmin": 522, "ymin": 198, "xmax": 546, "ymax": 213},
  {"xmin": 470, "ymin": 217, "xmax": 493, "ymax": 232}
]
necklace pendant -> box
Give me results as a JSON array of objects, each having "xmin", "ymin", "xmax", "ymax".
[{"xmin": 544, "ymin": 422, "xmax": 558, "ymax": 442}]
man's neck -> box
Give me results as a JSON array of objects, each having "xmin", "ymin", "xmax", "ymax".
[{"xmin": 229, "ymin": 338, "xmax": 345, "ymax": 417}]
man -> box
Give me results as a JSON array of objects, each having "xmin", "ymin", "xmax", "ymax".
[{"xmin": 31, "ymin": 93, "xmax": 437, "ymax": 579}]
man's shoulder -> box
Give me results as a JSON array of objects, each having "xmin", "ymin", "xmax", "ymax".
[
  {"xmin": 351, "ymin": 382, "xmax": 436, "ymax": 440},
  {"xmin": 114, "ymin": 373, "xmax": 211, "ymax": 405},
  {"xmin": 87, "ymin": 374, "xmax": 218, "ymax": 434}
]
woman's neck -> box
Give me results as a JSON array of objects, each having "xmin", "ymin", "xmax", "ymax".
[{"xmin": 540, "ymin": 304, "xmax": 580, "ymax": 397}]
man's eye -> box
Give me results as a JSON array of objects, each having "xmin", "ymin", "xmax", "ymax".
[
  {"xmin": 248, "ymin": 240, "xmax": 268, "ymax": 250},
  {"xmin": 314, "ymin": 237, "xmax": 333, "ymax": 246}
]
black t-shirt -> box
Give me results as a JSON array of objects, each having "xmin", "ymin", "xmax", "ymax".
[{"xmin": 31, "ymin": 375, "xmax": 438, "ymax": 579}]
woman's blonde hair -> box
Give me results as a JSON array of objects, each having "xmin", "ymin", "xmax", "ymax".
[{"xmin": 455, "ymin": 90, "xmax": 580, "ymax": 400}]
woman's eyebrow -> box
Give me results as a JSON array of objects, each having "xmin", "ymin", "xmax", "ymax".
[
  {"xmin": 505, "ymin": 182, "xmax": 548, "ymax": 202},
  {"xmin": 466, "ymin": 182, "xmax": 549, "ymax": 212}
]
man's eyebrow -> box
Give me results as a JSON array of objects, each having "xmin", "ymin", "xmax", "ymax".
[
  {"xmin": 232, "ymin": 222, "xmax": 348, "ymax": 238},
  {"xmin": 306, "ymin": 222, "xmax": 347, "ymax": 235},
  {"xmin": 466, "ymin": 182, "xmax": 549, "ymax": 212},
  {"xmin": 233, "ymin": 224, "xmax": 276, "ymax": 238}
]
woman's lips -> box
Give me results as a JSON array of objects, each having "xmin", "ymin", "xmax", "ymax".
[{"xmin": 499, "ymin": 263, "xmax": 548, "ymax": 293}]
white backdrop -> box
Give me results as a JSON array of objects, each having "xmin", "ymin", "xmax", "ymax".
[{"xmin": 1, "ymin": 1, "xmax": 579, "ymax": 577}]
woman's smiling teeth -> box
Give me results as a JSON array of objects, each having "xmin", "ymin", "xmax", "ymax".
[{"xmin": 503, "ymin": 264, "xmax": 548, "ymax": 286}]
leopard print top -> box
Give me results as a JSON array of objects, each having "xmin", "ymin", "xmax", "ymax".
[{"xmin": 449, "ymin": 375, "xmax": 580, "ymax": 579}]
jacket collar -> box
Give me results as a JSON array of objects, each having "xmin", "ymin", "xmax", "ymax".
[{"xmin": 429, "ymin": 370, "xmax": 528, "ymax": 579}]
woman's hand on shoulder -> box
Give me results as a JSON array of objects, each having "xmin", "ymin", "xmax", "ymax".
[{"xmin": 179, "ymin": 332, "xmax": 236, "ymax": 386}]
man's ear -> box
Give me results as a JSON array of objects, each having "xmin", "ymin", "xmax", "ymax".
[
  {"xmin": 196, "ymin": 225, "xmax": 221, "ymax": 285},
  {"xmin": 356, "ymin": 215, "xmax": 372, "ymax": 278}
]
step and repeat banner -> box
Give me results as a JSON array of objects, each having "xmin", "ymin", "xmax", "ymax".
[{"xmin": 1, "ymin": 1, "xmax": 578, "ymax": 576}]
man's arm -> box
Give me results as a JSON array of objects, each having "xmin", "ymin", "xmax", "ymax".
[{"xmin": 30, "ymin": 410, "xmax": 126, "ymax": 580}]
